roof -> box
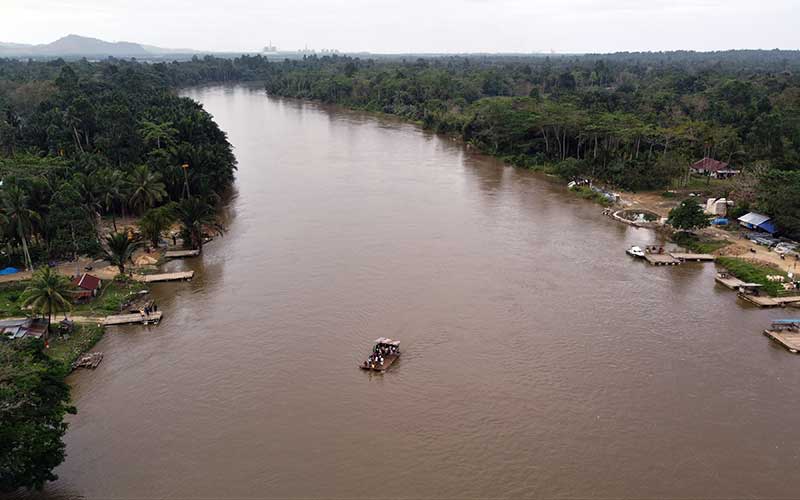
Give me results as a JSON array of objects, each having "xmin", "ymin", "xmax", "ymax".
[
  {"xmin": 73, "ymin": 273, "xmax": 101, "ymax": 290},
  {"xmin": 1, "ymin": 318, "xmax": 49, "ymax": 340},
  {"xmin": 738, "ymin": 212, "xmax": 771, "ymax": 226},
  {"xmin": 773, "ymin": 319, "xmax": 800, "ymax": 325},
  {"xmin": 374, "ymin": 337, "xmax": 400, "ymax": 346},
  {"xmin": 691, "ymin": 157, "xmax": 730, "ymax": 172}
]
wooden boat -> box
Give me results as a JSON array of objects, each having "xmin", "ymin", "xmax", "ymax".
[{"xmin": 360, "ymin": 337, "xmax": 401, "ymax": 372}]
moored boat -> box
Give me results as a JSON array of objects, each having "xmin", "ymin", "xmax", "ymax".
[
  {"xmin": 360, "ymin": 337, "xmax": 401, "ymax": 372},
  {"xmin": 626, "ymin": 245, "xmax": 646, "ymax": 258}
]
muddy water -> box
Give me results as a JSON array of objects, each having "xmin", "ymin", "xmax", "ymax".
[{"xmin": 28, "ymin": 85, "xmax": 800, "ymax": 499}]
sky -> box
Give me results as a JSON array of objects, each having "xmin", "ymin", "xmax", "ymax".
[{"xmin": 1, "ymin": 0, "xmax": 798, "ymax": 54}]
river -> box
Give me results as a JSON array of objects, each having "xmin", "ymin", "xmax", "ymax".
[{"xmin": 24, "ymin": 84, "xmax": 800, "ymax": 499}]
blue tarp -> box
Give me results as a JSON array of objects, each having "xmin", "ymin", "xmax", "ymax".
[
  {"xmin": 757, "ymin": 220, "xmax": 778, "ymax": 234},
  {"xmin": 0, "ymin": 267, "xmax": 20, "ymax": 275},
  {"xmin": 712, "ymin": 218, "xmax": 729, "ymax": 225}
]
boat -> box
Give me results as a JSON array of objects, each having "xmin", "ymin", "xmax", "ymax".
[
  {"xmin": 360, "ymin": 337, "xmax": 401, "ymax": 372},
  {"xmin": 626, "ymin": 245, "xmax": 646, "ymax": 258}
]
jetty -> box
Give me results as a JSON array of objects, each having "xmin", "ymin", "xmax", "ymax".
[
  {"xmin": 763, "ymin": 320, "xmax": 800, "ymax": 353},
  {"xmin": 670, "ymin": 252, "xmax": 715, "ymax": 262},
  {"xmin": 134, "ymin": 271, "xmax": 194, "ymax": 283},
  {"xmin": 715, "ymin": 272, "xmax": 746, "ymax": 290},
  {"xmin": 739, "ymin": 294, "xmax": 800, "ymax": 308},
  {"xmin": 103, "ymin": 312, "xmax": 162, "ymax": 326},
  {"xmin": 72, "ymin": 352, "xmax": 103, "ymax": 370},
  {"xmin": 644, "ymin": 253, "xmax": 681, "ymax": 266},
  {"xmin": 165, "ymin": 249, "xmax": 200, "ymax": 259}
]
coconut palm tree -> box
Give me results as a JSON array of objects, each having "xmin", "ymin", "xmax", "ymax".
[
  {"xmin": 97, "ymin": 169, "xmax": 127, "ymax": 231},
  {"xmin": 103, "ymin": 232, "xmax": 142, "ymax": 275},
  {"xmin": 139, "ymin": 120, "xmax": 178, "ymax": 150},
  {"xmin": 21, "ymin": 267, "xmax": 72, "ymax": 325},
  {"xmin": 127, "ymin": 165, "xmax": 167, "ymax": 215},
  {"xmin": 176, "ymin": 197, "xmax": 224, "ymax": 253},
  {"xmin": 1, "ymin": 185, "xmax": 39, "ymax": 271},
  {"xmin": 138, "ymin": 204, "xmax": 176, "ymax": 247}
]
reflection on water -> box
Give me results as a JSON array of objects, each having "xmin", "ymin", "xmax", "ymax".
[{"xmin": 20, "ymin": 84, "xmax": 800, "ymax": 499}]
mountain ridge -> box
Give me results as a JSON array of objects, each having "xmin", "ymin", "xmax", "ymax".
[{"xmin": 0, "ymin": 34, "xmax": 199, "ymax": 57}]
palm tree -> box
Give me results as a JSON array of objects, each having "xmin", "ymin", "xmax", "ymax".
[
  {"xmin": 139, "ymin": 120, "xmax": 178, "ymax": 150},
  {"xmin": 138, "ymin": 204, "xmax": 176, "ymax": 247},
  {"xmin": 1, "ymin": 185, "xmax": 39, "ymax": 271},
  {"xmin": 127, "ymin": 165, "xmax": 167, "ymax": 215},
  {"xmin": 176, "ymin": 197, "xmax": 224, "ymax": 253},
  {"xmin": 97, "ymin": 169, "xmax": 126, "ymax": 231},
  {"xmin": 103, "ymin": 232, "xmax": 142, "ymax": 275},
  {"xmin": 21, "ymin": 267, "xmax": 72, "ymax": 326}
]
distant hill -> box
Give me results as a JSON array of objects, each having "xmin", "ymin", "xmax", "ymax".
[{"xmin": 0, "ymin": 34, "xmax": 199, "ymax": 57}]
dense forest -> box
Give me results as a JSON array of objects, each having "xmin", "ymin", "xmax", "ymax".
[
  {"xmin": 255, "ymin": 52, "xmax": 800, "ymax": 236},
  {"xmin": 0, "ymin": 58, "xmax": 236, "ymax": 268}
]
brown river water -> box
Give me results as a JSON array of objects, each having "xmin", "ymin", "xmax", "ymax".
[{"xmin": 19, "ymin": 85, "xmax": 800, "ymax": 499}]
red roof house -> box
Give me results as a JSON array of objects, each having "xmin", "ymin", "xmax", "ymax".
[
  {"xmin": 690, "ymin": 158, "xmax": 740, "ymax": 178},
  {"xmin": 72, "ymin": 273, "xmax": 102, "ymax": 301}
]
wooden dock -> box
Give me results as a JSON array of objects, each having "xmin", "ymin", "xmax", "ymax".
[
  {"xmin": 134, "ymin": 271, "xmax": 194, "ymax": 283},
  {"xmin": 670, "ymin": 252, "xmax": 715, "ymax": 262},
  {"xmin": 103, "ymin": 312, "xmax": 162, "ymax": 326},
  {"xmin": 165, "ymin": 249, "xmax": 200, "ymax": 259},
  {"xmin": 764, "ymin": 330, "xmax": 800, "ymax": 353},
  {"xmin": 716, "ymin": 275, "xmax": 746, "ymax": 289},
  {"xmin": 644, "ymin": 254, "xmax": 681, "ymax": 266},
  {"xmin": 738, "ymin": 294, "xmax": 800, "ymax": 308}
]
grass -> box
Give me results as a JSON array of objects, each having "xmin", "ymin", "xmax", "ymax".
[
  {"xmin": 717, "ymin": 256, "xmax": 787, "ymax": 296},
  {"xmin": 672, "ymin": 232, "xmax": 731, "ymax": 254},
  {"xmin": 71, "ymin": 278, "xmax": 149, "ymax": 316},
  {"xmin": 0, "ymin": 282, "xmax": 31, "ymax": 317},
  {"xmin": 570, "ymin": 185, "xmax": 614, "ymax": 206},
  {"xmin": 47, "ymin": 323, "xmax": 105, "ymax": 368},
  {"xmin": 0, "ymin": 277, "xmax": 149, "ymax": 319}
]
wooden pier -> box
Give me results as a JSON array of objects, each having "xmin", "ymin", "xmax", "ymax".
[
  {"xmin": 103, "ymin": 312, "xmax": 162, "ymax": 326},
  {"xmin": 715, "ymin": 275, "xmax": 746, "ymax": 289},
  {"xmin": 165, "ymin": 249, "xmax": 200, "ymax": 259},
  {"xmin": 644, "ymin": 254, "xmax": 681, "ymax": 266},
  {"xmin": 670, "ymin": 252, "xmax": 715, "ymax": 262},
  {"xmin": 738, "ymin": 294, "xmax": 800, "ymax": 308},
  {"xmin": 764, "ymin": 330, "xmax": 800, "ymax": 354},
  {"xmin": 134, "ymin": 271, "xmax": 194, "ymax": 283}
]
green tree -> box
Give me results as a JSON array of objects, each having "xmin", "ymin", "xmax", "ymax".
[
  {"xmin": 1, "ymin": 185, "xmax": 39, "ymax": 271},
  {"xmin": 21, "ymin": 267, "xmax": 72, "ymax": 324},
  {"xmin": 176, "ymin": 197, "xmax": 224, "ymax": 253},
  {"xmin": 0, "ymin": 339, "xmax": 75, "ymax": 492},
  {"xmin": 668, "ymin": 198, "xmax": 711, "ymax": 231},
  {"xmin": 138, "ymin": 204, "xmax": 176, "ymax": 247},
  {"xmin": 96, "ymin": 169, "xmax": 127, "ymax": 232},
  {"xmin": 127, "ymin": 165, "xmax": 166, "ymax": 215},
  {"xmin": 139, "ymin": 120, "xmax": 178, "ymax": 150},
  {"xmin": 102, "ymin": 232, "xmax": 142, "ymax": 275}
]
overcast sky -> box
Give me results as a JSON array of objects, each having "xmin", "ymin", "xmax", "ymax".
[{"xmin": 2, "ymin": 0, "xmax": 798, "ymax": 54}]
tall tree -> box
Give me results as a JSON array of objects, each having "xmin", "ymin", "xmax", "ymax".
[
  {"xmin": 176, "ymin": 197, "xmax": 224, "ymax": 253},
  {"xmin": 1, "ymin": 185, "xmax": 39, "ymax": 271},
  {"xmin": 102, "ymin": 232, "xmax": 141, "ymax": 275},
  {"xmin": 127, "ymin": 165, "xmax": 166, "ymax": 215},
  {"xmin": 21, "ymin": 267, "xmax": 72, "ymax": 324},
  {"xmin": 0, "ymin": 339, "xmax": 75, "ymax": 492}
]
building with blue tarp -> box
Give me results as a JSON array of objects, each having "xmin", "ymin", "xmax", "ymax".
[{"xmin": 738, "ymin": 212, "xmax": 777, "ymax": 234}]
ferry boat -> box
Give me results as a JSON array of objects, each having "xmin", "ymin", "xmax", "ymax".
[
  {"xmin": 626, "ymin": 245, "xmax": 646, "ymax": 258},
  {"xmin": 360, "ymin": 337, "xmax": 401, "ymax": 372}
]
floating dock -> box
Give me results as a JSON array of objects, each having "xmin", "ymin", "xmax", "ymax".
[
  {"xmin": 670, "ymin": 252, "xmax": 715, "ymax": 262},
  {"xmin": 165, "ymin": 249, "xmax": 200, "ymax": 259},
  {"xmin": 134, "ymin": 271, "xmax": 194, "ymax": 283},
  {"xmin": 764, "ymin": 330, "xmax": 800, "ymax": 353},
  {"xmin": 72, "ymin": 352, "xmax": 103, "ymax": 369},
  {"xmin": 644, "ymin": 254, "xmax": 681, "ymax": 266},
  {"xmin": 103, "ymin": 312, "xmax": 162, "ymax": 326}
]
